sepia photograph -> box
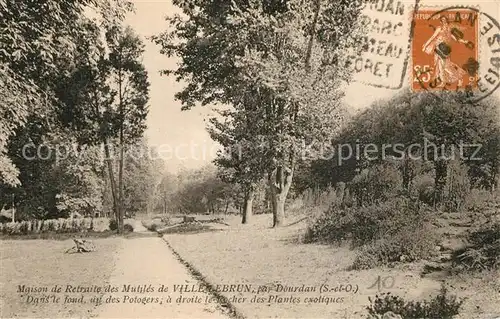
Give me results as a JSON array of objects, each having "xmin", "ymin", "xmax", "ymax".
[{"xmin": 0, "ymin": 0, "xmax": 499, "ymax": 318}]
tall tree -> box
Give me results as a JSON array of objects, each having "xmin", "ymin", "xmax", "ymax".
[
  {"xmin": 208, "ymin": 105, "xmax": 269, "ymax": 223},
  {"xmin": 105, "ymin": 24, "xmax": 150, "ymax": 232},
  {"xmin": 153, "ymin": 0, "xmax": 362, "ymax": 226},
  {"xmin": 0, "ymin": 0, "xmax": 132, "ymax": 187},
  {"xmin": 311, "ymin": 91, "xmax": 500, "ymax": 204},
  {"xmin": 56, "ymin": 21, "xmax": 149, "ymax": 232}
]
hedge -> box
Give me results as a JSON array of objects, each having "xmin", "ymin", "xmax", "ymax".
[{"xmin": 0, "ymin": 217, "xmax": 111, "ymax": 235}]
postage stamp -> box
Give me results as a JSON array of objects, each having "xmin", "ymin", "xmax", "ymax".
[
  {"xmin": 412, "ymin": 8, "xmax": 479, "ymax": 92},
  {"xmin": 411, "ymin": 5, "xmax": 500, "ymax": 102}
]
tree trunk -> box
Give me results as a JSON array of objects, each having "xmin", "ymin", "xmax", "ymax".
[
  {"xmin": 11, "ymin": 194, "xmax": 15, "ymax": 223},
  {"xmin": 163, "ymin": 195, "xmax": 167, "ymax": 215},
  {"xmin": 117, "ymin": 128, "xmax": 124, "ymax": 234},
  {"xmin": 434, "ymin": 159, "xmax": 448, "ymax": 206},
  {"xmin": 402, "ymin": 158, "xmax": 411, "ymax": 191},
  {"xmin": 273, "ymin": 195, "xmax": 286, "ymax": 227},
  {"xmin": 117, "ymin": 66, "xmax": 124, "ymax": 234},
  {"xmin": 242, "ymin": 188, "xmax": 254, "ymax": 224},
  {"xmin": 304, "ymin": 0, "xmax": 321, "ymax": 71},
  {"xmin": 104, "ymin": 140, "xmax": 119, "ymax": 224},
  {"xmin": 269, "ymin": 166, "xmax": 293, "ymax": 227}
]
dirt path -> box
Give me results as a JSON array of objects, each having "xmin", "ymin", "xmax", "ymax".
[{"xmin": 98, "ymin": 236, "xmax": 230, "ymax": 318}]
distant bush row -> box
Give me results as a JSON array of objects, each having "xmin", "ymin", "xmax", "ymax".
[{"xmin": 0, "ymin": 217, "xmax": 111, "ymax": 235}]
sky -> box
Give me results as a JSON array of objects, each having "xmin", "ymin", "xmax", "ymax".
[{"xmin": 124, "ymin": 0, "xmax": 500, "ymax": 173}]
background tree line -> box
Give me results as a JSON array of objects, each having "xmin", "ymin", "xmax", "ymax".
[
  {"xmin": 0, "ymin": 0, "xmax": 157, "ymax": 232},
  {"xmin": 154, "ymin": 0, "xmax": 499, "ymax": 226}
]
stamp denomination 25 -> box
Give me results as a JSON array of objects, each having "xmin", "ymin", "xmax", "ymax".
[{"xmin": 411, "ymin": 5, "xmax": 500, "ymax": 102}]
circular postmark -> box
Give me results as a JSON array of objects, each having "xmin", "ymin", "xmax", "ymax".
[{"xmin": 412, "ymin": 5, "xmax": 500, "ymax": 103}]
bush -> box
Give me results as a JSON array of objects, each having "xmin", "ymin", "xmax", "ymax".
[
  {"xmin": 452, "ymin": 222, "xmax": 500, "ymax": 271},
  {"xmin": 109, "ymin": 219, "xmax": 118, "ymax": 231},
  {"xmin": 352, "ymin": 225, "xmax": 438, "ymax": 270},
  {"xmin": 306, "ymin": 197, "xmax": 438, "ymax": 269},
  {"xmin": 142, "ymin": 218, "xmax": 166, "ymax": 232},
  {"xmin": 411, "ymin": 173, "xmax": 435, "ymax": 206},
  {"xmin": 160, "ymin": 215, "xmax": 172, "ymax": 225},
  {"xmin": 350, "ymin": 164, "xmax": 402, "ymax": 207},
  {"xmin": 305, "ymin": 197, "xmax": 431, "ymax": 247},
  {"xmin": 366, "ymin": 286, "xmax": 464, "ymax": 319},
  {"xmin": 465, "ymin": 189, "xmax": 500, "ymax": 213},
  {"xmin": 123, "ymin": 223, "xmax": 134, "ymax": 233}
]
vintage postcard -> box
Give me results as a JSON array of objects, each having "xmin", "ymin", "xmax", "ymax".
[{"xmin": 1, "ymin": 0, "xmax": 499, "ymax": 319}]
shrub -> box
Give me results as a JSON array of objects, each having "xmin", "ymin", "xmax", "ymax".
[
  {"xmin": 465, "ymin": 189, "xmax": 500, "ymax": 213},
  {"xmin": 452, "ymin": 222, "xmax": 500, "ymax": 271},
  {"xmin": 35, "ymin": 220, "xmax": 43, "ymax": 233},
  {"xmin": 109, "ymin": 219, "xmax": 118, "ymax": 231},
  {"xmin": 411, "ymin": 173, "xmax": 435, "ymax": 206},
  {"xmin": 19, "ymin": 221, "xmax": 30, "ymax": 235},
  {"xmin": 92, "ymin": 218, "xmax": 110, "ymax": 232},
  {"xmin": 366, "ymin": 286, "xmax": 464, "ymax": 319},
  {"xmin": 350, "ymin": 164, "xmax": 402, "ymax": 207},
  {"xmin": 160, "ymin": 215, "xmax": 172, "ymax": 225},
  {"xmin": 71, "ymin": 218, "xmax": 83, "ymax": 232},
  {"xmin": 42, "ymin": 219, "xmax": 56, "ymax": 232},
  {"xmin": 142, "ymin": 218, "xmax": 165, "ymax": 232},
  {"xmin": 83, "ymin": 218, "xmax": 93, "ymax": 231},
  {"xmin": 123, "ymin": 223, "xmax": 134, "ymax": 233},
  {"xmin": 4, "ymin": 222, "xmax": 21, "ymax": 235},
  {"xmin": 352, "ymin": 225, "xmax": 438, "ymax": 270},
  {"xmin": 306, "ymin": 197, "xmax": 438, "ymax": 269},
  {"xmin": 305, "ymin": 197, "xmax": 431, "ymax": 247}
]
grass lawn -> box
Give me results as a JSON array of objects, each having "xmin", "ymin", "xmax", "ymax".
[
  {"xmin": 0, "ymin": 231, "xmax": 118, "ymax": 241},
  {"xmin": 0, "ymin": 238, "xmax": 121, "ymax": 318},
  {"xmin": 165, "ymin": 214, "xmax": 500, "ymax": 319}
]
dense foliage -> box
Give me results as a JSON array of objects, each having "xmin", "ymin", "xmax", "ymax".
[
  {"xmin": 154, "ymin": 0, "xmax": 364, "ymax": 226},
  {"xmin": 367, "ymin": 286, "xmax": 464, "ymax": 319},
  {"xmin": 0, "ymin": 1, "xmax": 154, "ymax": 229}
]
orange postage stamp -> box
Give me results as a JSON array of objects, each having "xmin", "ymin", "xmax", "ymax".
[{"xmin": 412, "ymin": 8, "xmax": 479, "ymax": 92}]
